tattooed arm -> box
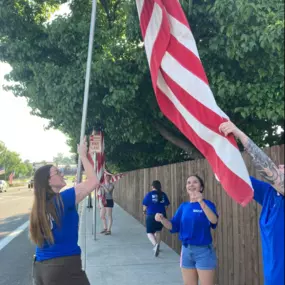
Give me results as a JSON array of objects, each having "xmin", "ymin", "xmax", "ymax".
[
  {"xmin": 219, "ymin": 122, "xmax": 284, "ymax": 195},
  {"xmin": 243, "ymin": 138, "xmax": 284, "ymax": 194}
]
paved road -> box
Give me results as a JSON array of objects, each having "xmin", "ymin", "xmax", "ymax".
[{"xmin": 0, "ymin": 187, "xmax": 34, "ymax": 285}]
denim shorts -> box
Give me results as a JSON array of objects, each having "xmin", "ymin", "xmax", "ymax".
[{"xmin": 180, "ymin": 244, "xmax": 217, "ymax": 270}]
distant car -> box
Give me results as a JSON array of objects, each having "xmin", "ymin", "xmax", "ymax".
[
  {"xmin": 0, "ymin": 180, "xmax": 7, "ymax": 192},
  {"xmin": 28, "ymin": 179, "xmax": 34, "ymax": 189}
]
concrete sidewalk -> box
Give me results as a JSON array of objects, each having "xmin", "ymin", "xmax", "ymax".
[{"xmin": 78, "ymin": 200, "xmax": 183, "ymax": 285}]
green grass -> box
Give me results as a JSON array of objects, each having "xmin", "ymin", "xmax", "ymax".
[
  {"xmin": 65, "ymin": 175, "xmax": 76, "ymax": 182},
  {"xmin": 8, "ymin": 175, "xmax": 82, "ymax": 187},
  {"xmin": 8, "ymin": 179, "xmax": 27, "ymax": 187}
]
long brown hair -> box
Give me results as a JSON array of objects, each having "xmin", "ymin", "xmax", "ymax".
[
  {"xmin": 152, "ymin": 180, "xmax": 163, "ymax": 202},
  {"xmin": 29, "ymin": 165, "xmax": 64, "ymax": 247}
]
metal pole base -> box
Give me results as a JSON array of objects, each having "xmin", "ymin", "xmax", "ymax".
[{"xmin": 87, "ymin": 194, "xmax": 93, "ymax": 209}]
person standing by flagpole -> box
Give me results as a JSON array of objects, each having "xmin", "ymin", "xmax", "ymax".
[
  {"xmin": 30, "ymin": 139, "xmax": 99, "ymax": 285},
  {"xmin": 99, "ymin": 173, "xmax": 115, "ymax": 235}
]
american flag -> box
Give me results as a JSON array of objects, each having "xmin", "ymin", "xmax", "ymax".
[
  {"xmin": 89, "ymin": 131, "xmax": 105, "ymax": 183},
  {"xmin": 88, "ymin": 131, "xmax": 124, "ymax": 207},
  {"xmin": 104, "ymin": 170, "xmax": 125, "ymax": 184},
  {"xmin": 87, "ymin": 132, "xmax": 124, "ymax": 185},
  {"xmin": 135, "ymin": 0, "xmax": 253, "ymax": 206},
  {"xmin": 0, "ymin": 167, "xmax": 5, "ymax": 175},
  {"xmin": 88, "ymin": 131, "xmax": 106, "ymax": 206},
  {"xmin": 9, "ymin": 171, "xmax": 15, "ymax": 185}
]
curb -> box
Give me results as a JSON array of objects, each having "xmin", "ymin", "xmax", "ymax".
[{"xmin": 78, "ymin": 199, "xmax": 87, "ymax": 269}]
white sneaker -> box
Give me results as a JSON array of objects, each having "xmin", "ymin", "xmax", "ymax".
[{"xmin": 153, "ymin": 243, "xmax": 159, "ymax": 257}]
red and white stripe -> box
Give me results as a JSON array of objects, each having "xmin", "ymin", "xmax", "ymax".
[
  {"xmin": 136, "ymin": 0, "xmax": 253, "ymax": 206},
  {"xmin": 88, "ymin": 133, "xmax": 125, "ymax": 185},
  {"xmin": 104, "ymin": 170, "xmax": 125, "ymax": 184},
  {"xmin": 88, "ymin": 131, "xmax": 105, "ymax": 183},
  {"xmin": 9, "ymin": 172, "xmax": 15, "ymax": 185},
  {"xmin": 88, "ymin": 131, "xmax": 106, "ymax": 207}
]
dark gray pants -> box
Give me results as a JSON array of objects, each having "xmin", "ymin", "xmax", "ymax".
[{"xmin": 33, "ymin": 255, "xmax": 90, "ymax": 285}]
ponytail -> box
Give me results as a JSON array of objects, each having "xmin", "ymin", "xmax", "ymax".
[{"xmin": 152, "ymin": 180, "xmax": 163, "ymax": 202}]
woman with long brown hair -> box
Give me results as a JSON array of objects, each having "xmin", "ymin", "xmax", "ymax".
[{"xmin": 30, "ymin": 139, "xmax": 99, "ymax": 285}]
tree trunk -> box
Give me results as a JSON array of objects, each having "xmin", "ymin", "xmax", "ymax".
[{"xmin": 153, "ymin": 121, "xmax": 203, "ymax": 160}]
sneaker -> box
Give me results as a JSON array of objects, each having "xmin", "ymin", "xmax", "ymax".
[
  {"xmin": 100, "ymin": 229, "xmax": 107, "ymax": 234},
  {"xmin": 105, "ymin": 230, "xmax": 111, "ymax": 235},
  {"xmin": 153, "ymin": 243, "xmax": 159, "ymax": 257}
]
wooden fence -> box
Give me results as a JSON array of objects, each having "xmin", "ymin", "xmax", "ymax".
[{"xmin": 113, "ymin": 145, "xmax": 284, "ymax": 285}]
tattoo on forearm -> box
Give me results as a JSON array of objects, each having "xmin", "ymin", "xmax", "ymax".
[{"xmin": 245, "ymin": 138, "xmax": 284, "ymax": 194}]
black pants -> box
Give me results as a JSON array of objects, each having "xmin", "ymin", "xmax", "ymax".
[
  {"xmin": 104, "ymin": 199, "xmax": 114, "ymax": 208},
  {"xmin": 146, "ymin": 214, "xmax": 166, "ymax": 234},
  {"xmin": 33, "ymin": 255, "xmax": 90, "ymax": 285}
]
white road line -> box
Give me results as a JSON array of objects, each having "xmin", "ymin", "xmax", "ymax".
[
  {"xmin": 0, "ymin": 196, "xmax": 23, "ymax": 200},
  {"xmin": 0, "ymin": 220, "xmax": 30, "ymax": 251},
  {"xmin": 0, "ymin": 198, "xmax": 23, "ymax": 204},
  {"xmin": 0, "ymin": 194, "xmax": 31, "ymax": 197},
  {"xmin": 0, "ymin": 196, "xmax": 31, "ymax": 202}
]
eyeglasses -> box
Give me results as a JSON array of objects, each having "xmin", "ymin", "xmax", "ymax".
[{"xmin": 49, "ymin": 169, "xmax": 63, "ymax": 178}]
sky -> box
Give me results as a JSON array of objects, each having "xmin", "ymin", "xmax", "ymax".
[{"xmin": 0, "ymin": 3, "xmax": 72, "ymax": 163}]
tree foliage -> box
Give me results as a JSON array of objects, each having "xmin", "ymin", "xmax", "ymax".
[
  {"xmin": 0, "ymin": 0, "xmax": 284, "ymax": 171},
  {"xmin": 53, "ymin": 152, "xmax": 76, "ymax": 165},
  {"xmin": 0, "ymin": 141, "xmax": 33, "ymax": 179}
]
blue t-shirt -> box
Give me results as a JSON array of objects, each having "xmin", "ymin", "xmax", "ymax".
[
  {"xmin": 36, "ymin": 188, "xmax": 81, "ymax": 261},
  {"xmin": 170, "ymin": 200, "xmax": 218, "ymax": 246},
  {"xmin": 142, "ymin": 190, "xmax": 170, "ymax": 215},
  {"xmin": 251, "ymin": 176, "xmax": 284, "ymax": 285}
]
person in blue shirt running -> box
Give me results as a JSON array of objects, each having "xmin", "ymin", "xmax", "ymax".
[
  {"xmin": 142, "ymin": 180, "xmax": 170, "ymax": 257},
  {"xmin": 29, "ymin": 138, "xmax": 99, "ymax": 285},
  {"xmin": 155, "ymin": 175, "xmax": 218, "ymax": 285},
  {"xmin": 219, "ymin": 121, "xmax": 284, "ymax": 285}
]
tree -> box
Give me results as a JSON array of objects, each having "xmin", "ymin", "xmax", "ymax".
[
  {"xmin": 53, "ymin": 153, "xmax": 75, "ymax": 165},
  {"xmin": 53, "ymin": 153, "xmax": 64, "ymax": 166},
  {"xmin": 0, "ymin": 0, "xmax": 283, "ymax": 171},
  {"xmin": 0, "ymin": 142, "xmax": 33, "ymax": 179},
  {"xmin": 23, "ymin": 160, "xmax": 34, "ymax": 177}
]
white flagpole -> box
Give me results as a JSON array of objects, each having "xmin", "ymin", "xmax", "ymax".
[
  {"xmin": 93, "ymin": 151, "xmax": 97, "ymax": 241},
  {"xmin": 76, "ymin": 0, "xmax": 98, "ymax": 186}
]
